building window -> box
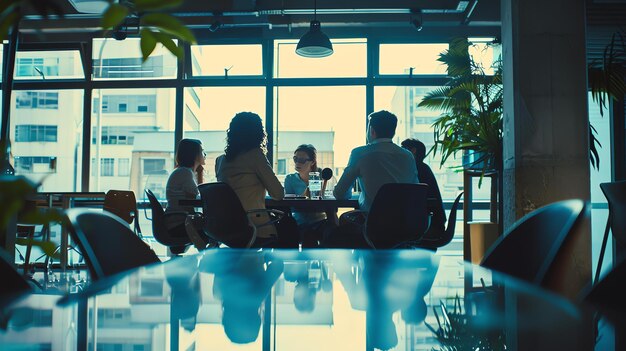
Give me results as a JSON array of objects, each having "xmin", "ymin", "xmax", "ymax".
[
  {"xmin": 101, "ymin": 158, "xmax": 114, "ymax": 177},
  {"xmin": 277, "ymin": 159, "xmax": 287, "ymax": 175},
  {"xmin": 143, "ymin": 159, "xmax": 165, "ymax": 175},
  {"xmin": 15, "ymin": 57, "xmax": 59, "ymax": 78},
  {"xmin": 97, "ymin": 95, "xmax": 156, "ymax": 114},
  {"xmin": 14, "ymin": 156, "xmax": 56, "ymax": 173},
  {"xmin": 118, "ymin": 158, "xmax": 130, "ymax": 176},
  {"xmin": 15, "ymin": 91, "xmax": 59, "ymax": 109},
  {"xmin": 15, "ymin": 125, "xmax": 57, "ymax": 142}
]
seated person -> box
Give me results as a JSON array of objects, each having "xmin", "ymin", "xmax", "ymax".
[
  {"xmin": 165, "ymin": 138, "xmax": 213, "ymax": 249},
  {"xmin": 327, "ymin": 110, "xmax": 418, "ymax": 248},
  {"xmin": 215, "ymin": 112, "xmax": 297, "ymax": 248},
  {"xmin": 284, "ymin": 144, "xmax": 329, "ymax": 246},
  {"xmin": 401, "ymin": 138, "xmax": 446, "ymax": 240}
]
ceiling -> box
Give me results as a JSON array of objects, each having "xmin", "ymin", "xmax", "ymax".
[{"xmin": 19, "ymin": 0, "xmax": 502, "ymax": 42}]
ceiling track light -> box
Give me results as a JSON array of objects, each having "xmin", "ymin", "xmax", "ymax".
[
  {"xmin": 410, "ymin": 9, "xmax": 423, "ymax": 32},
  {"xmin": 295, "ymin": 0, "xmax": 333, "ymax": 58}
]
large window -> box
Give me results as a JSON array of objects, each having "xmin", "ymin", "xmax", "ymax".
[
  {"xmin": 14, "ymin": 51, "xmax": 84, "ymax": 79},
  {"xmin": 92, "ymin": 39, "xmax": 177, "ymax": 80},
  {"xmin": 274, "ymin": 39, "xmax": 367, "ymax": 78},
  {"xmin": 379, "ymin": 44, "xmax": 448, "ymax": 75},
  {"xmin": 190, "ymin": 44, "xmax": 263, "ymax": 77},
  {"xmin": 274, "ymin": 86, "xmax": 366, "ymax": 182},
  {"xmin": 90, "ymin": 88, "xmax": 175, "ymax": 193},
  {"xmin": 9, "ymin": 90, "xmax": 83, "ymax": 191},
  {"xmin": 183, "ymin": 87, "xmax": 265, "ymax": 182}
]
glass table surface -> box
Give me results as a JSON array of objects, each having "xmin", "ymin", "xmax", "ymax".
[{"xmin": 0, "ymin": 249, "xmax": 598, "ymax": 351}]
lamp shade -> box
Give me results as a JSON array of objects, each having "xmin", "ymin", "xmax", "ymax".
[{"xmin": 296, "ymin": 21, "xmax": 334, "ymax": 58}]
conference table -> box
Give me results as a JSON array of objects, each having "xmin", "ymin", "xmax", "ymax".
[
  {"xmin": 0, "ymin": 249, "xmax": 601, "ymax": 351},
  {"xmin": 179, "ymin": 196, "xmax": 360, "ymax": 211}
]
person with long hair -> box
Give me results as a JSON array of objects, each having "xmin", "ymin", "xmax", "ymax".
[
  {"xmin": 216, "ymin": 112, "xmax": 292, "ymax": 247},
  {"xmin": 165, "ymin": 138, "xmax": 211, "ymax": 249},
  {"xmin": 284, "ymin": 144, "xmax": 328, "ymax": 246}
]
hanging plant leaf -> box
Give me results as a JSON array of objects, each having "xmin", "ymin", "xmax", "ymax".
[
  {"xmin": 140, "ymin": 28, "xmax": 158, "ymax": 62},
  {"xmin": 101, "ymin": 3, "xmax": 129, "ymax": 30},
  {"xmin": 140, "ymin": 13, "xmax": 196, "ymax": 44},
  {"xmin": 135, "ymin": 0, "xmax": 185, "ymax": 11}
]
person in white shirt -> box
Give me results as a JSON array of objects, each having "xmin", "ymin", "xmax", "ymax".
[
  {"xmin": 334, "ymin": 110, "xmax": 419, "ymax": 212},
  {"xmin": 327, "ymin": 110, "xmax": 419, "ymax": 248}
]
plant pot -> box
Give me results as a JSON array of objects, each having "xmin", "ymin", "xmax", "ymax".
[{"xmin": 462, "ymin": 151, "xmax": 496, "ymax": 171}]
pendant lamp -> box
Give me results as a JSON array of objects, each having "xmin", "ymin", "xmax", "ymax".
[{"xmin": 295, "ymin": 0, "xmax": 333, "ymax": 58}]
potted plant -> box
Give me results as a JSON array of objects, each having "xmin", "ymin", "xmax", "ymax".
[{"xmin": 419, "ymin": 38, "xmax": 503, "ymax": 179}]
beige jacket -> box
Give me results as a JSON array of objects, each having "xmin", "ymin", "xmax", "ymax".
[{"xmin": 215, "ymin": 148, "xmax": 284, "ymax": 238}]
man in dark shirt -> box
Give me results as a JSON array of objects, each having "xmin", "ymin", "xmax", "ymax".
[{"xmin": 401, "ymin": 139, "xmax": 446, "ymax": 240}]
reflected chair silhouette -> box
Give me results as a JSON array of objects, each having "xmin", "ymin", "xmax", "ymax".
[
  {"xmin": 416, "ymin": 192, "xmax": 464, "ymax": 251},
  {"xmin": 585, "ymin": 256, "xmax": 626, "ymax": 317},
  {"xmin": 145, "ymin": 189, "xmax": 192, "ymax": 255},
  {"xmin": 480, "ymin": 199, "xmax": 587, "ymax": 285},
  {"xmin": 65, "ymin": 209, "xmax": 160, "ymax": 281},
  {"xmin": 0, "ymin": 249, "xmax": 31, "ymax": 309},
  {"xmin": 364, "ymin": 183, "xmax": 430, "ymax": 249},
  {"xmin": 103, "ymin": 190, "xmax": 142, "ymax": 237},
  {"xmin": 596, "ymin": 181, "xmax": 626, "ymax": 283},
  {"xmin": 198, "ymin": 182, "xmax": 284, "ymax": 248}
]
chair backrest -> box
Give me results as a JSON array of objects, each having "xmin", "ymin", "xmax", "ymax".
[
  {"xmin": 480, "ymin": 199, "xmax": 587, "ymax": 285},
  {"xmin": 600, "ymin": 181, "xmax": 626, "ymax": 251},
  {"xmin": 65, "ymin": 209, "xmax": 160, "ymax": 281},
  {"xmin": 145, "ymin": 189, "xmax": 168, "ymax": 239},
  {"xmin": 584, "ymin": 256, "xmax": 626, "ymax": 315},
  {"xmin": 419, "ymin": 192, "xmax": 464, "ymax": 249},
  {"xmin": 198, "ymin": 182, "xmax": 255, "ymax": 248},
  {"xmin": 103, "ymin": 190, "xmax": 137, "ymax": 224},
  {"xmin": 365, "ymin": 183, "xmax": 430, "ymax": 249},
  {"xmin": 0, "ymin": 249, "xmax": 30, "ymax": 308}
]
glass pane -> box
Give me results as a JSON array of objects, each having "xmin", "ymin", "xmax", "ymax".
[
  {"xmin": 190, "ymin": 44, "xmax": 263, "ymax": 76},
  {"xmin": 274, "ymin": 39, "xmax": 367, "ymax": 78},
  {"xmin": 183, "ymin": 87, "xmax": 265, "ymax": 183},
  {"xmin": 468, "ymin": 38, "xmax": 501, "ymax": 75},
  {"xmin": 274, "ymin": 86, "xmax": 366, "ymax": 183},
  {"xmin": 14, "ymin": 51, "xmax": 85, "ymax": 79},
  {"xmin": 379, "ymin": 44, "xmax": 448, "ymax": 75},
  {"xmin": 0, "ymin": 44, "xmax": 3, "ymax": 81},
  {"xmin": 92, "ymin": 38, "xmax": 177, "ymax": 80},
  {"xmin": 10, "ymin": 89, "xmax": 84, "ymax": 191},
  {"xmin": 374, "ymin": 86, "xmax": 481, "ymax": 201},
  {"xmin": 90, "ymin": 88, "xmax": 175, "ymax": 198}
]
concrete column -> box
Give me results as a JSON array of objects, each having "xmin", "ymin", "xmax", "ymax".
[{"xmin": 501, "ymin": 0, "xmax": 591, "ymax": 298}]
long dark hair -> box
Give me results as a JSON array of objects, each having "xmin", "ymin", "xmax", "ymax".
[
  {"xmin": 294, "ymin": 144, "xmax": 320, "ymax": 173},
  {"xmin": 224, "ymin": 112, "xmax": 267, "ymax": 161},
  {"xmin": 176, "ymin": 138, "xmax": 204, "ymax": 183}
]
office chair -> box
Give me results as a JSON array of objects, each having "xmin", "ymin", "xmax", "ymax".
[
  {"xmin": 480, "ymin": 199, "xmax": 587, "ymax": 286},
  {"xmin": 145, "ymin": 189, "xmax": 193, "ymax": 255},
  {"xmin": 595, "ymin": 181, "xmax": 626, "ymax": 283},
  {"xmin": 415, "ymin": 192, "xmax": 464, "ymax": 251},
  {"xmin": 198, "ymin": 182, "xmax": 284, "ymax": 248},
  {"xmin": 65, "ymin": 209, "xmax": 160, "ymax": 281},
  {"xmin": 363, "ymin": 183, "xmax": 430, "ymax": 249}
]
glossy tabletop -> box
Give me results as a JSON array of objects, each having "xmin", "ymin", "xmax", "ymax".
[
  {"xmin": 179, "ymin": 197, "xmax": 360, "ymax": 210},
  {"xmin": 1, "ymin": 249, "xmax": 597, "ymax": 351}
]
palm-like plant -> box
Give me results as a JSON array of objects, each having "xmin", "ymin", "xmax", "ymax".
[{"xmin": 419, "ymin": 38, "xmax": 503, "ymax": 177}]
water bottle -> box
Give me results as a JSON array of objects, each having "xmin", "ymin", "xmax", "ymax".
[{"xmin": 309, "ymin": 171, "xmax": 322, "ymax": 199}]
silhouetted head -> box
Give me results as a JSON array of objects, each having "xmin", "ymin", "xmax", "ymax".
[
  {"xmin": 294, "ymin": 282, "xmax": 316, "ymax": 313},
  {"xmin": 366, "ymin": 309, "xmax": 398, "ymax": 350},
  {"xmin": 176, "ymin": 138, "xmax": 204, "ymax": 168},
  {"xmin": 368, "ymin": 110, "xmax": 398, "ymax": 140},
  {"xmin": 225, "ymin": 112, "xmax": 267, "ymax": 161},
  {"xmin": 293, "ymin": 144, "xmax": 319, "ymax": 174},
  {"xmin": 401, "ymin": 299, "xmax": 427, "ymax": 325},
  {"xmin": 222, "ymin": 304, "xmax": 262, "ymax": 344},
  {"xmin": 401, "ymin": 138, "xmax": 426, "ymax": 162}
]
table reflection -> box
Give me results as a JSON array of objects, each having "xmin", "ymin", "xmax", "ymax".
[{"xmin": 0, "ymin": 249, "xmax": 598, "ymax": 351}]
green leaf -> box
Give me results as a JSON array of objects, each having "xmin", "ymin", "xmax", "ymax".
[
  {"xmin": 140, "ymin": 13, "xmax": 196, "ymax": 44},
  {"xmin": 101, "ymin": 4, "xmax": 129, "ymax": 30},
  {"xmin": 0, "ymin": 10, "xmax": 19, "ymax": 42},
  {"xmin": 135, "ymin": 0, "xmax": 184, "ymax": 11},
  {"xmin": 140, "ymin": 28, "xmax": 158, "ymax": 61},
  {"xmin": 15, "ymin": 238, "xmax": 59, "ymax": 258},
  {"xmin": 151, "ymin": 31, "xmax": 184, "ymax": 59}
]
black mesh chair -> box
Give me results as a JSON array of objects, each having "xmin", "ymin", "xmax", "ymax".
[
  {"xmin": 416, "ymin": 192, "xmax": 464, "ymax": 251},
  {"xmin": 480, "ymin": 199, "xmax": 587, "ymax": 286},
  {"xmin": 585, "ymin": 255, "xmax": 626, "ymax": 317},
  {"xmin": 364, "ymin": 183, "xmax": 430, "ymax": 249},
  {"xmin": 65, "ymin": 209, "xmax": 160, "ymax": 281},
  {"xmin": 0, "ymin": 249, "xmax": 31, "ymax": 309},
  {"xmin": 198, "ymin": 182, "xmax": 284, "ymax": 248},
  {"xmin": 145, "ymin": 189, "xmax": 192, "ymax": 255},
  {"xmin": 596, "ymin": 181, "xmax": 626, "ymax": 283}
]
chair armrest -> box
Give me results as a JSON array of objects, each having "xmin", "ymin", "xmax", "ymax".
[{"xmin": 246, "ymin": 209, "xmax": 285, "ymax": 228}]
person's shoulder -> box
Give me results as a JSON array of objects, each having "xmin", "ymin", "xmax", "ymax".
[
  {"xmin": 350, "ymin": 144, "xmax": 369, "ymax": 155},
  {"xmin": 285, "ymin": 173, "xmax": 298, "ymax": 181}
]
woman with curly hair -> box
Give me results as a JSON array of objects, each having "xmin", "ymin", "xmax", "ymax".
[{"xmin": 215, "ymin": 112, "xmax": 292, "ymax": 246}]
